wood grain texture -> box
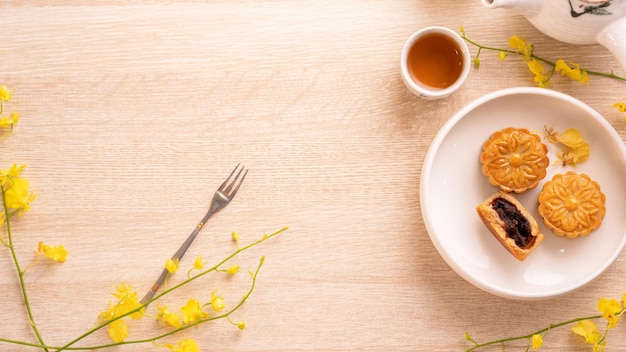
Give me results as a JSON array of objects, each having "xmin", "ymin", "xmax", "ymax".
[{"xmin": 0, "ymin": 1, "xmax": 624, "ymax": 351}]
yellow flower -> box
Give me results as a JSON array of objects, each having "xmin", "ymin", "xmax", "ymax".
[
  {"xmin": 547, "ymin": 127, "xmax": 589, "ymax": 166},
  {"xmin": 0, "ymin": 112, "xmax": 18, "ymax": 129},
  {"xmin": 0, "ymin": 85, "xmax": 12, "ymax": 102},
  {"xmin": 165, "ymin": 258, "xmax": 179, "ymax": 274},
  {"xmin": 555, "ymin": 128, "xmax": 586, "ymax": 149},
  {"xmin": 526, "ymin": 58, "xmax": 551, "ymax": 87},
  {"xmin": 210, "ymin": 290, "xmax": 225, "ymax": 312},
  {"xmin": 99, "ymin": 283, "xmax": 145, "ymax": 322},
  {"xmin": 0, "ymin": 164, "xmax": 36, "ymax": 215},
  {"xmin": 598, "ymin": 297, "xmax": 622, "ymax": 329},
  {"xmin": 236, "ymin": 320, "xmax": 246, "ymax": 330},
  {"xmin": 232, "ymin": 231, "xmax": 240, "ymax": 242},
  {"xmin": 193, "ymin": 256, "xmax": 204, "ymax": 270},
  {"xmin": 509, "ymin": 35, "xmax": 532, "ymax": 58},
  {"xmin": 572, "ymin": 320, "xmax": 602, "ymax": 344},
  {"xmin": 555, "ymin": 59, "xmax": 590, "ymax": 84},
  {"xmin": 157, "ymin": 305, "xmax": 182, "ymax": 329},
  {"xmin": 226, "ymin": 265, "xmax": 240, "ymax": 275},
  {"xmin": 165, "ymin": 337, "xmax": 199, "ymax": 352},
  {"xmin": 498, "ymin": 51, "xmax": 507, "ymax": 60},
  {"xmin": 557, "ymin": 144, "xmax": 589, "ymax": 166},
  {"xmin": 181, "ymin": 298, "xmax": 209, "ymax": 324},
  {"xmin": 37, "ymin": 242, "xmax": 68, "ymax": 262},
  {"xmin": 107, "ymin": 319, "xmax": 128, "ymax": 343},
  {"xmin": 531, "ymin": 334, "xmax": 543, "ymax": 350},
  {"xmin": 613, "ymin": 102, "xmax": 626, "ymax": 112}
]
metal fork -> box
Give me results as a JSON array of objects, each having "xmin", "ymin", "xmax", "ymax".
[{"xmin": 140, "ymin": 164, "xmax": 248, "ymax": 304}]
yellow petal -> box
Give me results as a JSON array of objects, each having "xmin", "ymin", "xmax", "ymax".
[
  {"xmin": 532, "ymin": 334, "xmax": 543, "ymax": 350},
  {"xmin": 572, "ymin": 320, "xmax": 601, "ymax": 344},
  {"xmin": 613, "ymin": 102, "xmax": 626, "ymax": 112},
  {"xmin": 107, "ymin": 319, "xmax": 128, "ymax": 343},
  {"xmin": 165, "ymin": 258, "xmax": 179, "ymax": 273},
  {"xmin": 0, "ymin": 85, "xmax": 12, "ymax": 102},
  {"xmin": 556, "ymin": 128, "xmax": 586, "ymax": 149},
  {"xmin": 41, "ymin": 244, "xmax": 68, "ymax": 262}
]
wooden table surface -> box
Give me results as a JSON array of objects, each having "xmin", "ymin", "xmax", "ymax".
[{"xmin": 1, "ymin": 1, "xmax": 625, "ymax": 351}]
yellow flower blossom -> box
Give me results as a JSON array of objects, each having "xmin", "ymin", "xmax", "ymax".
[
  {"xmin": 555, "ymin": 128, "xmax": 586, "ymax": 149},
  {"xmin": 557, "ymin": 144, "xmax": 589, "ymax": 166},
  {"xmin": 531, "ymin": 334, "xmax": 543, "ymax": 350},
  {"xmin": 211, "ymin": 290, "xmax": 225, "ymax": 312},
  {"xmin": 0, "ymin": 112, "xmax": 18, "ymax": 129},
  {"xmin": 498, "ymin": 51, "xmax": 507, "ymax": 60},
  {"xmin": 193, "ymin": 256, "xmax": 204, "ymax": 270},
  {"xmin": 545, "ymin": 127, "xmax": 589, "ymax": 166},
  {"xmin": 0, "ymin": 85, "xmax": 12, "ymax": 102},
  {"xmin": 572, "ymin": 320, "xmax": 602, "ymax": 344},
  {"xmin": 555, "ymin": 59, "xmax": 590, "ymax": 84},
  {"xmin": 99, "ymin": 283, "xmax": 145, "ymax": 322},
  {"xmin": 236, "ymin": 320, "xmax": 246, "ymax": 330},
  {"xmin": 98, "ymin": 283, "xmax": 145, "ymax": 342},
  {"xmin": 614, "ymin": 102, "xmax": 626, "ymax": 112},
  {"xmin": 181, "ymin": 298, "xmax": 209, "ymax": 325},
  {"xmin": 527, "ymin": 58, "xmax": 551, "ymax": 87},
  {"xmin": 157, "ymin": 305, "xmax": 182, "ymax": 329},
  {"xmin": 107, "ymin": 319, "xmax": 128, "ymax": 343},
  {"xmin": 165, "ymin": 258, "xmax": 179, "ymax": 274},
  {"xmin": 232, "ymin": 231, "xmax": 240, "ymax": 242},
  {"xmin": 0, "ymin": 164, "xmax": 36, "ymax": 216},
  {"xmin": 598, "ymin": 297, "xmax": 622, "ymax": 329},
  {"xmin": 165, "ymin": 337, "xmax": 199, "ymax": 352},
  {"xmin": 37, "ymin": 242, "xmax": 68, "ymax": 262},
  {"xmin": 226, "ymin": 265, "xmax": 240, "ymax": 275},
  {"xmin": 509, "ymin": 35, "xmax": 532, "ymax": 59}
]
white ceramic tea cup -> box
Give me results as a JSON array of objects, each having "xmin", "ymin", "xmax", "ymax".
[{"xmin": 400, "ymin": 26, "xmax": 471, "ymax": 100}]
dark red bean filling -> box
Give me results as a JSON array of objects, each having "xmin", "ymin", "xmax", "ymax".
[{"xmin": 491, "ymin": 197, "xmax": 533, "ymax": 248}]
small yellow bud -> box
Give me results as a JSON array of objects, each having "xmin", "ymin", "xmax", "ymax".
[
  {"xmin": 211, "ymin": 291, "xmax": 225, "ymax": 312},
  {"xmin": 165, "ymin": 258, "xmax": 179, "ymax": 273},
  {"xmin": 226, "ymin": 265, "xmax": 240, "ymax": 275},
  {"xmin": 193, "ymin": 256, "xmax": 205, "ymax": 270}
]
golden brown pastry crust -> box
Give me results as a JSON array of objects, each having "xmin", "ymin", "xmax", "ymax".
[
  {"xmin": 480, "ymin": 127, "xmax": 549, "ymax": 193},
  {"xmin": 538, "ymin": 171, "xmax": 606, "ymax": 238},
  {"xmin": 476, "ymin": 191, "xmax": 545, "ymax": 261}
]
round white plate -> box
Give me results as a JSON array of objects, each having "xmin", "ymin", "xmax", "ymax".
[{"xmin": 420, "ymin": 87, "xmax": 626, "ymax": 300}]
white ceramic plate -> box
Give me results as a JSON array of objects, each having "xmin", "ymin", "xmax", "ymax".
[{"xmin": 420, "ymin": 87, "xmax": 626, "ymax": 300}]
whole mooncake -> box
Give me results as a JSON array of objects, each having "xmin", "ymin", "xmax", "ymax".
[
  {"xmin": 480, "ymin": 127, "xmax": 549, "ymax": 193},
  {"xmin": 538, "ymin": 171, "xmax": 606, "ymax": 238}
]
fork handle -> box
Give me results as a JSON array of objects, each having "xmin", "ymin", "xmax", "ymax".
[{"xmin": 140, "ymin": 205, "xmax": 221, "ymax": 304}]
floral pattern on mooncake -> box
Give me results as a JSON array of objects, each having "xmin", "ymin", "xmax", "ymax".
[
  {"xmin": 480, "ymin": 127, "xmax": 550, "ymax": 193},
  {"xmin": 538, "ymin": 171, "xmax": 606, "ymax": 238}
]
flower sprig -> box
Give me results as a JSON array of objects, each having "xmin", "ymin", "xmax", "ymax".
[
  {"xmin": 0, "ymin": 82, "xmax": 289, "ymax": 351},
  {"xmin": 459, "ymin": 27, "xmax": 626, "ymax": 120},
  {"xmin": 465, "ymin": 294, "xmax": 626, "ymax": 351}
]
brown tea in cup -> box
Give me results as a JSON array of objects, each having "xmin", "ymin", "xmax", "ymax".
[
  {"xmin": 407, "ymin": 32, "xmax": 464, "ymax": 89},
  {"xmin": 400, "ymin": 26, "xmax": 470, "ymax": 100}
]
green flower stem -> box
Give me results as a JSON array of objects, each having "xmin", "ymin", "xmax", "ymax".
[
  {"xmin": 461, "ymin": 35, "xmax": 626, "ymax": 82},
  {"xmin": 465, "ymin": 310, "xmax": 626, "ymax": 351},
  {"xmin": 54, "ymin": 227, "xmax": 288, "ymax": 352},
  {"xmin": 2, "ymin": 188, "xmax": 50, "ymax": 352}
]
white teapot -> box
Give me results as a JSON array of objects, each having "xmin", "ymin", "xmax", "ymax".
[{"xmin": 481, "ymin": 0, "xmax": 626, "ymax": 74}]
